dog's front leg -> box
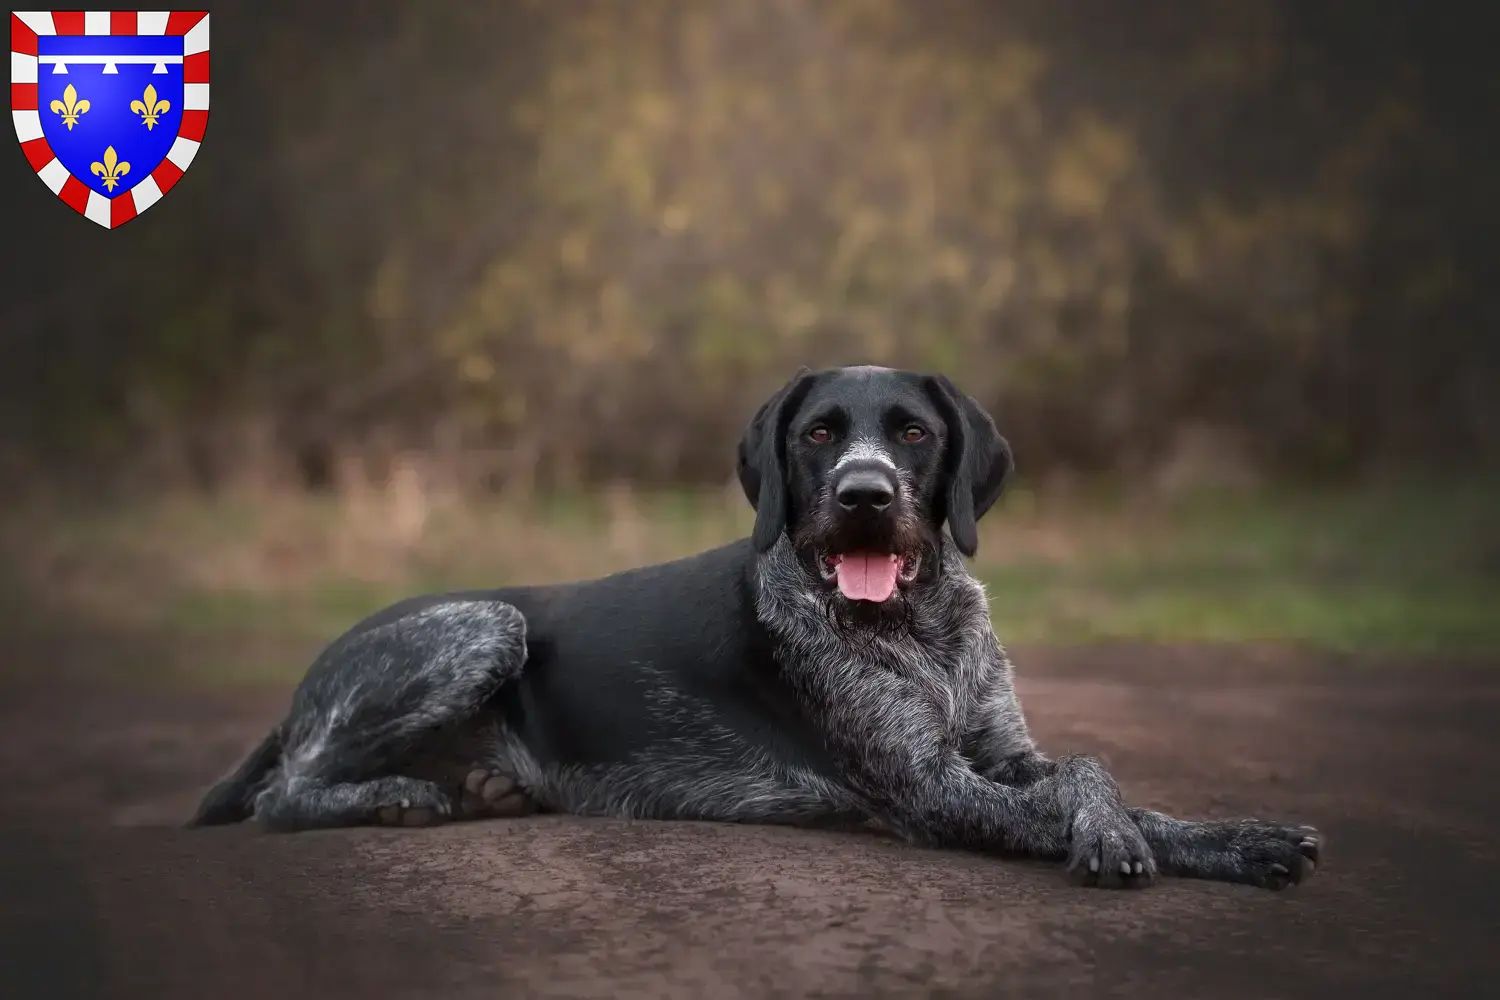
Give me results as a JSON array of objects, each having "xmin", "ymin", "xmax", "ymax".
[
  {"xmin": 974, "ymin": 749, "xmax": 1158, "ymax": 887},
  {"xmin": 1126, "ymin": 808, "xmax": 1322, "ymax": 889},
  {"xmin": 975, "ymin": 748, "xmax": 1322, "ymax": 890},
  {"xmin": 813, "ymin": 674, "xmax": 1153, "ymax": 887},
  {"xmin": 960, "ymin": 651, "xmax": 1321, "ymax": 889},
  {"xmin": 959, "ymin": 664, "xmax": 1157, "ymax": 886}
]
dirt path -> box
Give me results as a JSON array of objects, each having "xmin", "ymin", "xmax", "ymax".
[{"xmin": 1, "ymin": 644, "xmax": 1496, "ymax": 999}]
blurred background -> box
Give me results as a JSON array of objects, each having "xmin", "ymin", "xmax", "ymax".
[{"xmin": 2, "ymin": 0, "xmax": 1496, "ymax": 685}]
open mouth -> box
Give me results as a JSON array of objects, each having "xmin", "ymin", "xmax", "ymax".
[{"xmin": 819, "ymin": 550, "xmax": 921, "ymax": 603}]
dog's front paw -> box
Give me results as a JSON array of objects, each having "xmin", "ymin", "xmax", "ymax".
[
  {"xmin": 1067, "ymin": 807, "xmax": 1157, "ymax": 889},
  {"xmin": 1220, "ymin": 820, "xmax": 1322, "ymax": 890}
]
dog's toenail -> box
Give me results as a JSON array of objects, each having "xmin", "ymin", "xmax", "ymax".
[
  {"xmin": 1133, "ymin": 861, "xmax": 1143, "ymax": 874},
  {"xmin": 1089, "ymin": 857, "xmax": 1100, "ymax": 873},
  {"xmin": 464, "ymin": 770, "xmax": 488, "ymax": 795},
  {"xmin": 1120, "ymin": 861, "xmax": 1131, "ymax": 874}
]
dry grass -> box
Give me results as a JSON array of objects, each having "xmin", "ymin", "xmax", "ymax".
[{"xmin": 2, "ymin": 475, "xmax": 1496, "ymax": 684}]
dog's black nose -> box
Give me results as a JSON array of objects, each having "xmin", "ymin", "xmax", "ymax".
[{"xmin": 836, "ymin": 470, "xmax": 896, "ymax": 512}]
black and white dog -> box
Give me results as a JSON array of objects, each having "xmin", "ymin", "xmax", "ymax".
[{"xmin": 190, "ymin": 366, "xmax": 1321, "ymax": 890}]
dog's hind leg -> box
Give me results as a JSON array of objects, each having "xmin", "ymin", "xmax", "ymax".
[
  {"xmin": 256, "ymin": 774, "xmax": 461, "ymax": 829},
  {"xmin": 246, "ymin": 599, "xmax": 529, "ymax": 832},
  {"xmin": 185, "ymin": 729, "xmax": 283, "ymax": 826}
]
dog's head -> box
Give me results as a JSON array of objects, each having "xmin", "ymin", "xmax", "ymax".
[{"xmin": 738, "ymin": 365, "xmax": 1012, "ymax": 608}]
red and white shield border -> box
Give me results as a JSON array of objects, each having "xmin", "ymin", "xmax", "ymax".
[{"xmin": 10, "ymin": 10, "xmax": 210, "ymax": 228}]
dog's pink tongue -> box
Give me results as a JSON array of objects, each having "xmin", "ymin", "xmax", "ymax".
[{"xmin": 835, "ymin": 552, "xmax": 899, "ymax": 602}]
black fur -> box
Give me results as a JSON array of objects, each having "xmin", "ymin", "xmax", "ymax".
[
  {"xmin": 739, "ymin": 366, "xmax": 818, "ymax": 553},
  {"xmin": 922, "ymin": 373, "xmax": 1012, "ymax": 558},
  {"xmin": 190, "ymin": 365, "xmax": 1321, "ymax": 891}
]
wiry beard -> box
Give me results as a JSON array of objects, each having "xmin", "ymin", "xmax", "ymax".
[
  {"xmin": 818, "ymin": 587, "xmax": 916, "ymax": 643},
  {"xmin": 787, "ymin": 489, "xmax": 943, "ymax": 641}
]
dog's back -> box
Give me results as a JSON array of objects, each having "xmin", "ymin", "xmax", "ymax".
[{"xmin": 476, "ymin": 539, "xmax": 817, "ymax": 773}]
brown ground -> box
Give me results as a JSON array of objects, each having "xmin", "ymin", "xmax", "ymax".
[{"xmin": 1, "ymin": 643, "xmax": 1497, "ymax": 999}]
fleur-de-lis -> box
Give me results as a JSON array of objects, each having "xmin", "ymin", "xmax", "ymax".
[
  {"xmin": 49, "ymin": 83, "xmax": 90, "ymax": 130},
  {"xmin": 90, "ymin": 146, "xmax": 130, "ymax": 192},
  {"xmin": 130, "ymin": 84, "xmax": 170, "ymax": 130}
]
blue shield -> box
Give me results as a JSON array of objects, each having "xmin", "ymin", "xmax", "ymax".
[
  {"xmin": 35, "ymin": 34, "xmax": 186, "ymax": 200},
  {"xmin": 11, "ymin": 11, "xmax": 210, "ymax": 228}
]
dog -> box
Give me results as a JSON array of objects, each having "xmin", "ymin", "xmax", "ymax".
[{"xmin": 189, "ymin": 365, "xmax": 1321, "ymax": 890}]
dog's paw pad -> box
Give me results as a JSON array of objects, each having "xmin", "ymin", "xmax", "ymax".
[{"xmin": 462, "ymin": 767, "xmax": 538, "ymax": 819}]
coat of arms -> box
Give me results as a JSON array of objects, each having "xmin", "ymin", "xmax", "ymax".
[{"xmin": 10, "ymin": 11, "xmax": 209, "ymax": 228}]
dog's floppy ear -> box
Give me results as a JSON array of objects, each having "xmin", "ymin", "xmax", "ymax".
[
  {"xmin": 923, "ymin": 374, "xmax": 1014, "ymax": 558},
  {"xmin": 738, "ymin": 367, "xmax": 817, "ymax": 553}
]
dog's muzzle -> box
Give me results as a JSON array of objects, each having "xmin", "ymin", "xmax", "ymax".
[{"xmin": 814, "ymin": 463, "xmax": 921, "ymax": 603}]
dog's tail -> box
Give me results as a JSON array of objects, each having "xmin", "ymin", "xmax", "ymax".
[{"xmin": 185, "ymin": 728, "xmax": 282, "ymax": 827}]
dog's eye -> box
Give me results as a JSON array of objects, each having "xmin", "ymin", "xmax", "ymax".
[
  {"xmin": 901, "ymin": 425, "xmax": 927, "ymax": 443},
  {"xmin": 807, "ymin": 426, "xmax": 833, "ymax": 444}
]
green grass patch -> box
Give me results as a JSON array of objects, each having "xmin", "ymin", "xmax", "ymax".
[
  {"xmin": 4, "ymin": 479, "xmax": 1496, "ymax": 678},
  {"xmin": 976, "ymin": 480, "xmax": 1500, "ymax": 653}
]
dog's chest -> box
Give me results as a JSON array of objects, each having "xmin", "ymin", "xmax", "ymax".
[{"xmin": 870, "ymin": 634, "xmax": 985, "ymax": 736}]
